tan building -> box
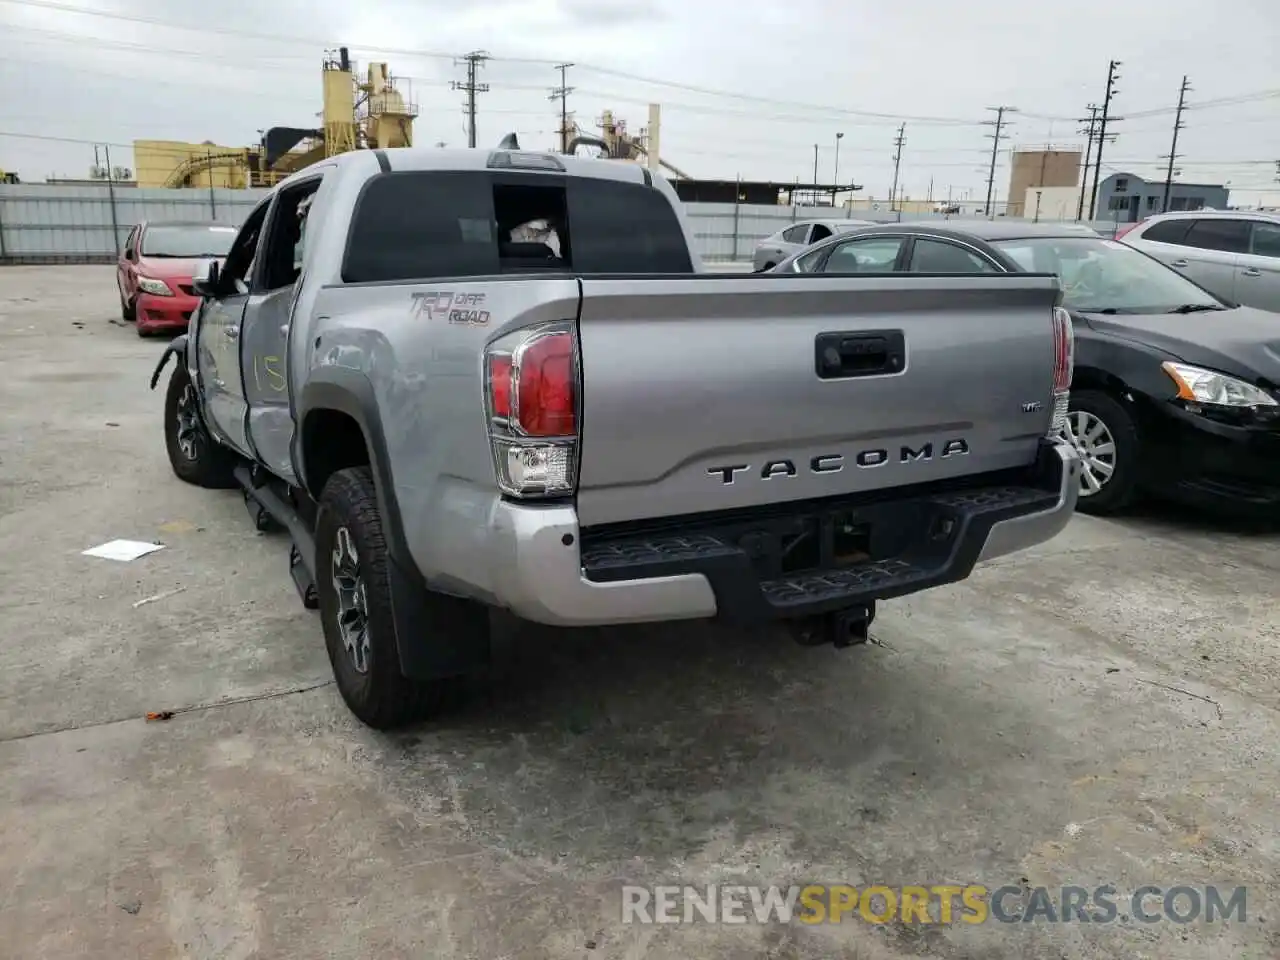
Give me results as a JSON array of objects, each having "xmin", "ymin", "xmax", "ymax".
[
  {"xmin": 1006, "ymin": 147, "xmax": 1082, "ymax": 218},
  {"xmin": 1023, "ymin": 185, "xmax": 1086, "ymax": 222}
]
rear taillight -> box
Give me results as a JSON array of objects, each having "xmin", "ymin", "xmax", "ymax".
[
  {"xmin": 484, "ymin": 323, "xmax": 579, "ymax": 498},
  {"xmin": 1048, "ymin": 305, "xmax": 1075, "ymax": 438}
]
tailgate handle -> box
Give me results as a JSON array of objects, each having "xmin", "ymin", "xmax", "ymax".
[{"xmin": 815, "ymin": 330, "xmax": 905, "ymax": 379}]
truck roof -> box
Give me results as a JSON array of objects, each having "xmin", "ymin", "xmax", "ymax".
[{"xmin": 313, "ymin": 145, "xmax": 652, "ymax": 185}]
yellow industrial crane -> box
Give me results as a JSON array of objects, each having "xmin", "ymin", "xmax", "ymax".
[
  {"xmin": 142, "ymin": 47, "xmax": 417, "ymax": 189},
  {"xmin": 564, "ymin": 105, "xmax": 692, "ymax": 180}
]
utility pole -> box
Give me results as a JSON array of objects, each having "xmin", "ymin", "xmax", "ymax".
[
  {"xmin": 549, "ymin": 63, "xmax": 574, "ymax": 154},
  {"xmin": 102, "ymin": 143, "xmax": 120, "ymax": 256},
  {"xmin": 451, "ymin": 50, "xmax": 490, "ymax": 148},
  {"xmin": 1076, "ymin": 105, "xmax": 1100, "ymax": 220},
  {"xmin": 833, "ymin": 131, "xmax": 844, "ymax": 204},
  {"xmin": 982, "ymin": 106, "xmax": 1015, "ymax": 218},
  {"xmin": 206, "ymin": 149, "xmax": 217, "ymax": 219},
  {"xmin": 812, "ymin": 143, "xmax": 819, "ymax": 201},
  {"xmin": 889, "ymin": 123, "xmax": 906, "ymax": 212},
  {"xmin": 1088, "ymin": 59, "xmax": 1122, "ymax": 220},
  {"xmin": 1160, "ymin": 75, "xmax": 1192, "ymax": 213}
]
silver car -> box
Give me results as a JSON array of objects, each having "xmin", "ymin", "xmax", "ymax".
[
  {"xmin": 751, "ymin": 218, "xmax": 877, "ymax": 272},
  {"xmin": 1120, "ymin": 210, "xmax": 1280, "ymax": 313}
]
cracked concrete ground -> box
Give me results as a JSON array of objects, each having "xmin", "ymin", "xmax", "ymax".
[{"xmin": 1, "ymin": 266, "xmax": 1278, "ymax": 960}]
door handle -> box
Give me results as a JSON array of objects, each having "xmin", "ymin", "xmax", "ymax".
[
  {"xmin": 1241, "ymin": 268, "xmax": 1262, "ymax": 278},
  {"xmin": 1170, "ymin": 259, "xmax": 1189, "ymax": 268},
  {"xmin": 815, "ymin": 330, "xmax": 906, "ymax": 379},
  {"xmin": 224, "ymin": 326, "xmax": 240, "ymax": 340}
]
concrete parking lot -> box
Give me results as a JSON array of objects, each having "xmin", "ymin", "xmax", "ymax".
[{"xmin": 1, "ymin": 265, "xmax": 1278, "ymax": 960}]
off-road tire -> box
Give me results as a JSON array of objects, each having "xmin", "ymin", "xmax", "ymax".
[
  {"xmin": 315, "ymin": 467, "xmax": 444, "ymax": 729},
  {"xmin": 163, "ymin": 366, "xmax": 238, "ymax": 488},
  {"xmin": 1067, "ymin": 389, "xmax": 1139, "ymax": 516}
]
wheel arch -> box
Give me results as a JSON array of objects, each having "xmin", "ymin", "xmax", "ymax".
[
  {"xmin": 1069, "ymin": 363, "xmax": 1132, "ymax": 398},
  {"xmin": 296, "ymin": 371, "xmax": 488, "ymax": 680}
]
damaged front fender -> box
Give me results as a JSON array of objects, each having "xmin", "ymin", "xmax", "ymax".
[{"xmin": 149, "ymin": 334, "xmax": 189, "ymax": 390}]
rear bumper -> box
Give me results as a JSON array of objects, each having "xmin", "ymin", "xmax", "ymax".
[
  {"xmin": 487, "ymin": 443, "xmax": 1080, "ymax": 627},
  {"xmin": 136, "ymin": 292, "xmax": 198, "ymax": 332}
]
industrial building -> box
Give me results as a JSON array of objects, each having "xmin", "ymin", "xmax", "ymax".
[
  {"xmin": 134, "ymin": 48, "xmax": 417, "ymax": 189},
  {"xmin": 1005, "ymin": 146, "xmax": 1083, "ymax": 218},
  {"xmin": 1094, "ymin": 172, "xmax": 1229, "ymax": 223}
]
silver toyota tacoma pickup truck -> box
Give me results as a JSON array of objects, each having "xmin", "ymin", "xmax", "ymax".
[{"xmin": 149, "ymin": 142, "xmax": 1081, "ymax": 729}]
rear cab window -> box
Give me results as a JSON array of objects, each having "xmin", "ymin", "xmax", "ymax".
[{"xmin": 342, "ymin": 169, "xmax": 693, "ymax": 283}]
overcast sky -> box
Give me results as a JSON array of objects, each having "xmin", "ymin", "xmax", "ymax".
[{"xmin": 1, "ymin": 0, "xmax": 1278, "ymax": 207}]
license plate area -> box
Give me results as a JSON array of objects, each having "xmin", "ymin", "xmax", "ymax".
[{"xmin": 737, "ymin": 509, "xmax": 873, "ymax": 579}]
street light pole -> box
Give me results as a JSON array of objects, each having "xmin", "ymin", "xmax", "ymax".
[{"xmin": 834, "ymin": 132, "xmax": 844, "ymax": 206}]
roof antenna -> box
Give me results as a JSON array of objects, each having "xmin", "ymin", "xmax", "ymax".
[{"xmin": 497, "ymin": 132, "xmax": 520, "ymax": 150}]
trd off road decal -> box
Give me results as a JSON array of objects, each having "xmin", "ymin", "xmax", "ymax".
[{"xmin": 410, "ymin": 291, "xmax": 491, "ymax": 327}]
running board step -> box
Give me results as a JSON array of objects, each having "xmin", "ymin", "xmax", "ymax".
[
  {"xmin": 234, "ymin": 465, "xmax": 319, "ymax": 611},
  {"xmin": 290, "ymin": 543, "xmax": 319, "ymax": 609}
]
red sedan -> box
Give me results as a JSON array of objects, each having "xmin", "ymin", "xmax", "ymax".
[{"xmin": 117, "ymin": 221, "xmax": 236, "ymax": 336}]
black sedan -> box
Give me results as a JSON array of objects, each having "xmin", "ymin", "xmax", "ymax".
[{"xmin": 770, "ymin": 221, "xmax": 1280, "ymax": 517}]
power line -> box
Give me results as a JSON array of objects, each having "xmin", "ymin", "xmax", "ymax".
[
  {"xmin": 550, "ymin": 63, "xmax": 574, "ymax": 154},
  {"xmin": 1160, "ymin": 75, "xmax": 1192, "ymax": 213},
  {"xmin": 0, "ymin": 0, "xmax": 983, "ymax": 126},
  {"xmin": 1088, "ymin": 60, "xmax": 1123, "ymax": 220},
  {"xmin": 450, "ymin": 51, "xmax": 490, "ymax": 149},
  {"xmin": 982, "ymin": 106, "xmax": 1014, "ymax": 217},
  {"xmin": 4, "ymin": 3, "xmax": 1280, "ymax": 131},
  {"xmin": 889, "ymin": 124, "xmax": 906, "ymax": 212}
]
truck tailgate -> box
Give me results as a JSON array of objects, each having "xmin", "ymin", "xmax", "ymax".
[{"xmin": 575, "ymin": 274, "xmax": 1062, "ymax": 527}]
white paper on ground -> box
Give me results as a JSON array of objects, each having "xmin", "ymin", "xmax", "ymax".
[{"xmin": 82, "ymin": 539, "xmax": 166, "ymax": 562}]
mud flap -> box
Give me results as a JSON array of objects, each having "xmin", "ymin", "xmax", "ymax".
[{"xmin": 386, "ymin": 553, "xmax": 492, "ymax": 681}]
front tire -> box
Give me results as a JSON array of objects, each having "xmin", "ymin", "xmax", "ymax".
[
  {"xmin": 1061, "ymin": 389, "xmax": 1139, "ymax": 515},
  {"xmin": 315, "ymin": 467, "xmax": 445, "ymax": 730},
  {"xmin": 163, "ymin": 366, "xmax": 238, "ymax": 488}
]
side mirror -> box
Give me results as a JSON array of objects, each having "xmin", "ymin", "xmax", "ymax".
[{"xmin": 191, "ymin": 259, "xmax": 221, "ymax": 298}]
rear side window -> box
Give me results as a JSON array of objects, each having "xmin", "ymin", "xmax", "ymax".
[
  {"xmin": 566, "ymin": 177, "xmax": 693, "ymax": 274},
  {"xmin": 781, "ymin": 225, "xmax": 809, "ymax": 243},
  {"xmin": 342, "ymin": 170, "xmax": 691, "ymax": 283},
  {"xmin": 1249, "ymin": 222, "xmax": 1280, "ymax": 258},
  {"xmin": 1182, "ymin": 219, "xmax": 1251, "ymax": 255},
  {"xmin": 909, "ymin": 238, "xmax": 998, "ymax": 273},
  {"xmin": 1140, "ymin": 220, "xmax": 1193, "ymax": 245},
  {"xmin": 343, "ymin": 172, "xmax": 498, "ymax": 283}
]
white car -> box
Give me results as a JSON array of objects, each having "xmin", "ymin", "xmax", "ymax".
[
  {"xmin": 1118, "ymin": 210, "xmax": 1280, "ymax": 313},
  {"xmin": 752, "ymin": 219, "xmax": 877, "ymax": 272}
]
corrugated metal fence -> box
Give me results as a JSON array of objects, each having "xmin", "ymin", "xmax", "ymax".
[{"xmin": 0, "ymin": 183, "xmax": 1120, "ymax": 265}]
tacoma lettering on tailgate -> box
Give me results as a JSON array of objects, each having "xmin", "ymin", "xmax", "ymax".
[{"xmin": 707, "ymin": 439, "xmax": 970, "ymax": 484}]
